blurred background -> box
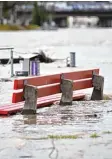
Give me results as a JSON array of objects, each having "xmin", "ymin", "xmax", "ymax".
[{"xmin": 0, "ymin": 1, "xmax": 112, "ymax": 30}]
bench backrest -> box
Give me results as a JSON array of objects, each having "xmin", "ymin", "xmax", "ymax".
[{"xmin": 12, "ymin": 68, "xmax": 99, "ymax": 103}]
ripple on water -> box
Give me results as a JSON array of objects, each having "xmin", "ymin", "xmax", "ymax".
[
  {"xmin": 0, "ymin": 100, "xmax": 112, "ymax": 159},
  {"xmin": 0, "ymin": 100, "xmax": 109, "ymax": 139}
]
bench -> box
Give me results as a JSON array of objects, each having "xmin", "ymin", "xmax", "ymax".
[{"xmin": 0, "ymin": 68, "xmax": 101, "ymax": 115}]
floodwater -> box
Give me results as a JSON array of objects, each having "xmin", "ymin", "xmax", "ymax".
[{"xmin": 0, "ymin": 28, "xmax": 112, "ymax": 158}]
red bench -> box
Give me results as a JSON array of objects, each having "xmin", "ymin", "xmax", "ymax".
[{"xmin": 0, "ymin": 68, "xmax": 99, "ymax": 115}]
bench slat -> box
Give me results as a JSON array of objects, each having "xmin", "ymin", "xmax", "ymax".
[
  {"xmin": 14, "ymin": 73, "xmax": 61, "ymax": 90},
  {"xmin": 13, "ymin": 69, "xmax": 99, "ymax": 90},
  {"xmin": 73, "ymin": 78, "xmax": 92, "ymax": 90},
  {"xmin": 63, "ymin": 68, "xmax": 99, "ymax": 81},
  {"xmin": 12, "ymin": 78, "xmax": 92, "ymax": 103},
  {"xmin": 12, "ymin": 83, "xmax": 61, "ymax": 103},
  {"xmin": 0, "ymin": 92, "xmax": 85, "ymax": 115}
]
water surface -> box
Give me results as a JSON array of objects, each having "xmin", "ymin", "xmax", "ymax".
[{"xmin": 0, "ymin": 28, "xmax": 112, "ymax": 158}]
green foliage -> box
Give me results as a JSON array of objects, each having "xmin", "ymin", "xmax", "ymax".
[
  {"xmin": 32, "ymin": 2, "xmax": 48, "ymax": 26},
  {"xmin": 1, "ymin": 2, "xmax": 48, "ymax": 26},
  {"xmin": 2, "ymin": 1, "xmax": 9, "ymax": 19},
  {"xmin": 90, "ymin": 133, "xmax": 100, "ymax": 138},
  {"xmin": 103, "ymin": 94, "xmax": 112, "ymax": 100},
  {"xmin": 2, "ymin": 1, "xmax": 16, "ymax": 19},
  {"xmin": 24, "ymin": 24, "xmax": 39, "ymax": 30},
  {"xmin": 48, "ymin": 135, "xmax": 79, "ymax": 139},
  {"xmin": 0, "ymin": 24, "xmax": 39, "ymax": 31}
]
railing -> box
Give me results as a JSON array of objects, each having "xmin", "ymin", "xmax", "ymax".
[{"xmin": 0, "ymin": 47, "xmax": 14, "ymax": 77}]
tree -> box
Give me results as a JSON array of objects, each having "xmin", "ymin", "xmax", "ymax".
[
  {"xmin": 32, "ymin": 2, "xmax": 48, "ymax": 26},
  {"xmin": 32, "ymin": 2, "xmax": 40, "ymax": 25},
  {"xmin": 1, "ymin": 1, "xmax": 17, "ymax": 24}
]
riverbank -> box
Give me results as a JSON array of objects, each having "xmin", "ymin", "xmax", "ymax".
[{"xmin": 0, "ymin": 24, "xmax": 39, "ymax": 31}]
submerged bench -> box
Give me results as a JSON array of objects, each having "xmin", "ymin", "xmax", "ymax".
[{"xmin": 0, "ymin": 68, "xmax": 103, "ymax": 115}]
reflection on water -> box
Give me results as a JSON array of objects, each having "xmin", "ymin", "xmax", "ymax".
[
  {"xmin": 23, "ymin": 115, "xmax": 37, "ymax": 125},
  {"xmin": 11, "ymin": 100, "xmax": 112, "ymax": 135},
  {"xmin": 0, "ymin": 101, "xmax": 112, "ymax": 158}
]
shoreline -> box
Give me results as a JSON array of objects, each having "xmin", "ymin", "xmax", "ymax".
[{"xmin": 0, "ymin": 24, "xmax": 40, "ymax": 31}]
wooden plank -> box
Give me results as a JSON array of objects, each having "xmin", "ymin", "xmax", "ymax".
[
  {"xmin": 37, "ymin": 93, "xmax": 85, "ymax": 108},
  {"xmin": 10, "ymin": 68, "xmax": 99, "ymax": 107},
  {"xmin": 13, "ymin": 73, "xmax": 61, "ymax": 90},
  {"xmin": 0, "ymin": 103, "xmax": 23, "ymax": 110},
  {"xmin": 12, "ymin": 78, "xmax": 92, "ymax": 103},
  {"xmin": 13, "ymin": 68, "xmax": 99, "ymax": 90},
  {"xmin": 73, "ymin": 78, "xmax": 92, "ymax": 90},
  {"xmin": 0, "ymin": 110, "xmax": 9, "ymax": 115},
  {"xmin": 0, "ymin": 92, "xmax": 85, "ymax": 115},
  {"xmin": 38, "ymin": 83, "xmax": 61, "ymax": 97},
  {"xmin": 12, "ymin": 83, "xmax": 61, "ymax": 103},
  {"xmin": 1, "ymin": 93, "xmax": 62, "ymax": 110},
  {"xmin": 10, "ymin": 92, "xmax": 60, "ymax": 105},
  {"xmin": 12, "ymin": 92, "xmax": 24, "ymax": 103},
  {"xmin": 63, "ymin": 68, "xmax": 99, "ymax": 81},
  {"xmin": 1, "ymin": 91, "xmax": 85, "ymax": 109}
]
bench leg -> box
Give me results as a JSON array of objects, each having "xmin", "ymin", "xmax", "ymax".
[
  {"xmin": 60, "ymin": 78, "xmax": 73, "ymax": 106},
  {"xmin": 22, "ymin": 84, "xmax": 37, "ymax": 115},
  {"xmin": 91, "ymin": 74, "xmax": 104, "ymax": 100}
]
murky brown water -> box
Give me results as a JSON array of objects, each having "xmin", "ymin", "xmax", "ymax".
[
  {"xmin": 0, "ymin": 28, "xmax": 112, "ymax": 158},
  {"xmin": 0, "ymin": 100, "xmax": 112, "ymax": 159}
]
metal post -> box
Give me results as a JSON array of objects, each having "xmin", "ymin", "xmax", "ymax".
[
  {"xmin": 70, "ymin": 52, "xmax": 76, "ymax": 67},
  {"xmin": 30, "ymin": 58, "xmax": 40, "ymax": 76},
  {"xmin": 10, "ymin": 49, "xmax": 14, "ymax": 77},
  {"xmin": 37, "ymin": 59, "xmax": 40, "ymax": 75},
  {"xmin": 66, "ymin": 57, "xmax": 70, "ymax": 67}
]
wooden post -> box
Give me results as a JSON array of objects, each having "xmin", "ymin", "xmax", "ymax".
[
  {"xmin": 91, "ymin": 74, "xmax": 104, "ymax": 100},
  {"xmin": 60, "ymin": 74, "xmax": 73, "ymax": 105},
  {"xmin": 10, "ymin": 49, "xmax": 14, "ymax": 77},
  {"xmin": 22, "ymin": 84, "xmax": 37, "ymax": 115}
]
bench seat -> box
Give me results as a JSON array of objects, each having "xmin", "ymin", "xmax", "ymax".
[{"xmin": 0, "ymin": 91, "xmax": 85, "ymax": 115}]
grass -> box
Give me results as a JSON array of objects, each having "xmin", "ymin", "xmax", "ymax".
[
  {"xmin": 24, "ymin": 24, "xmax": 39, "ymax": 30},
  {"xmin": 103, "ymin": 131, "xmax": 112, "ymax": 134},
  {"xmin": 20, "ymin": 131, "xmax": 112, "ymax": 141},
  {"xmin": 0, "ymin": 24, "xmax": 39, "ymax": 31},
  {"xmin": 48, "ymin": 135, "xmax": 79, "ymax": 139},
  {"xmin": 20, "ymin": 135, "xmax": 79, "ymax": 140},
  {"xmin": 103, "ymin": 94, "xmax": 112, "ymax": 100},
  {"xmin": 90, "ymin": 133, "xmax": 100, "ymax": 138}
]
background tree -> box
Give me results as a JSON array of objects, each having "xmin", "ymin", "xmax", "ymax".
[{"xmin": 32, "ymin": 2, "xmax": 48, "ymax": 26}]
